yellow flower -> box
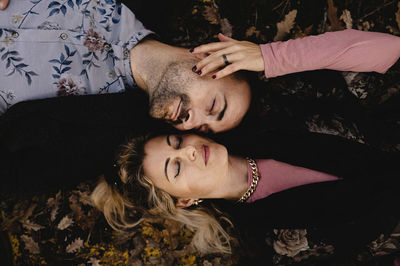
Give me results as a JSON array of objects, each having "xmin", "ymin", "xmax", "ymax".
[
  {"xmin": 84, "ymin": 242, "xmax": 129, "ymax": 265},
  {"xmin": 180, "ymin": 255, "xmax": 197, "ymax": 265},
  {"xmin": 9, "ymin": 233, "xmax": 21, "ymax": 260},
  {"xmin": 140, "ymin": 222, "xmax": 163, "ymax": 243},
  {"xmin": 143, "ymin": 246, "xmax": 162, "ymax": 258}
]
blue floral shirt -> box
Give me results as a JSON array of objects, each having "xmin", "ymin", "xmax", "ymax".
[{"xmin": 0, "ymin": 0, "xmax": 153, "ymax": 114}]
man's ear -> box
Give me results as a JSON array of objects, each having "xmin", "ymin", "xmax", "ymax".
[{"xmin": 176, "ymin": 198, "xmax": 196, "ymax": 208}]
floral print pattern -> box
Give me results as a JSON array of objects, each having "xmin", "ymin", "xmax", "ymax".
[
  {"xmin": 56, "ymin": 74, "xmax": 87, "ymax": 96},
  {"xmin": 83, "ymin": 29, "xmax": 105, "ymax": 52},
  {"xmin": 0, "ymin": 44, "xmax": 38, "ymax": 85},
  {"xmin": 0, "ymin": 0, "xmax": 153, "ymax": 114},
  {"xmin": 0, "ymin": 89, "xmax": 15, "ymax": 109}
]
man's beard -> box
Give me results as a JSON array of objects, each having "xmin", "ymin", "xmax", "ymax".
[
  {"xmin": 148, "ymin": 61, "xmax": 193, "ymax": 120},
  {"xmin": 148, "ymin": 87, "xmax": 189, "ymax": 121}
]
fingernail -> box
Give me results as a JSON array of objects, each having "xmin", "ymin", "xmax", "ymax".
[
  {"xmin": 212, "ymin": 74, "xmax": 216, "ymax": 79},
  {"xmin": 197, "ymin": 70, "xmax": 202, "ymax": 75},
  {"xmin": 192, "ymin": 65, "xmax": 197, "ymax": 72},
  {"xmin": 189, "ymin": 48, "xmax": 194, "ymax": 53}
]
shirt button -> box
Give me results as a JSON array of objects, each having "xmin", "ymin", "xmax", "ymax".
[
  {"xmin": 12, "ymin": 31, "xmax": 19, "ymax": 38},
  {"xmin": 60, "ymin": 33, "xmax": 68, "ymax": 40},
  {"xmin": 123, "ymin": 50, "xmax": 129, "ymax": 58},
  {"xmin": 104, "ymin": 43, "xmax": 111, "ymax": 51}
]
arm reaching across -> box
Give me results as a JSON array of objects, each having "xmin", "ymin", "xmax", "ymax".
[
  {"xmin": 191, "ymin": 29, "xmax": 400, "ymax": 79},
  {"xmin": 262, "ymin": 29, "xmax": 400, "ymax": 78}
]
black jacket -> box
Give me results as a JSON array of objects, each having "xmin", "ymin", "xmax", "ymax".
[{"xmin": 216, "ymin": 130, "xmax": 400, "ymax": 258}]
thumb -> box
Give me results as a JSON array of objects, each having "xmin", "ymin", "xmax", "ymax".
[
  {"xmin": 0, "ymin": 0, "xmax": 10, "ymax": 10},
  {"xmin": 218, "ymin": 33, "xmax": 234, "ymax": 42}
]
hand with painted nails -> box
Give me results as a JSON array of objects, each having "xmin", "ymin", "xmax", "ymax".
[
  {"xmin": 190, "ymin": 33, "xmax": 264, "ymax": 79},
  {"xmin": 0, "ymin": 0, "xmax": 10, "ymax": 10}
]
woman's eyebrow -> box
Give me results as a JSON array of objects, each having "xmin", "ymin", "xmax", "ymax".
[
  {"xmin": 166, "ymin": 135, "xmax": 171, "ymax": 146},
  {"xmin": 164, "ymin": 158, "xmax": 170, "ymax": 182},
  {"xmin": 164, "ymin": 135, "xmax": 171, "ymax": 182}
]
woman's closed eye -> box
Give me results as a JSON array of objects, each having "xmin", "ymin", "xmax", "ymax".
[
  {"xmin": 173, "ymin": 135, "xmax": 183, "ymax": 149},
  {"xmin": 170, "ymin": 135, "xmax": 182, "ymax": 178},
  {"xmin": 165, "ymin": 135, "xmax": 183, "ymax": 180},
  {"xmin": 174, "ymin": 159, "xmax": 181, "ymax": 178}
]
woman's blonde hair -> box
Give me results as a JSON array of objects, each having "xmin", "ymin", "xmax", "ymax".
[{"xmin": 91, "ymin": 134, "xmax": 233, "ymax": 254}]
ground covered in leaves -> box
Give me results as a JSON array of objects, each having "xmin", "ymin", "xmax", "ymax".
[{"xmin": 1, "ymin": 0, "xmax": 400, "ymax": 265}]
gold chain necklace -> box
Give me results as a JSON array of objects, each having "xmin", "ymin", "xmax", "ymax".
[{"xmin": 238, "ymin": 157, "xmax": 260, "ymax": 203}]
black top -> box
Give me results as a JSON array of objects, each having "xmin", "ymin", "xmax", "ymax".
[{"xmin": 215, "ymin": 130, "xmax": 400, "ymax": 258}]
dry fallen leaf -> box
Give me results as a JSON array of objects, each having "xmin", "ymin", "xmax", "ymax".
[
  {"xmin": 66, "ymin": 237, "xmax": 84, "ymax": 253},
  {"xmin": 69, "ymin": 194, "xmax": 83, "ymax": 216},
  {"xmin": 69, "ymin": 193, "xmax": 96, "ymax": 230},
  {"xmin": 245, "ymin": 26, "xmax": 261, "ymax": 38},
  {"xmin": 21, "ymin": 234, "xmax": 40, "ymax": 254},
  {"xmin": 47, "ymin": 190, "xmax": 61, "ymax": 222},
  {"xmin": 20, "ymin": 203, "xmax": 37, "ymax": 222},
  {"xmin": 203, "ymin": 5, "xmax": 220, "ymax": 25},
  {"xmin": 50, "ymin": 190, "xmax": 61, "ymax": 222},
  {"xmin": 22, "ymin": 219, "xmax": 44, "ymax": 232},
  {"xmin": 340, "ymin": 9, "xmax": 353, "ymax": 29},
  {"xmin": 57, "ymin": 215, "xmax": 74, "ymax": 230},
  {"xmin": 77, "ymin": 189, "xmax": 92, "ymax": 206},
  {"xmin": 357, "ymin": 21, "xmax": 371, "ymax": 31},
  {"xmin": 220, "ymin": 18, "xmax": 233, "ymax": 37},
  {"xmin": 293, "ymin": 25, "xmax": 313, "ymax": 39},
  {"xmin": 327, "ymin": 0, "xmax": 344, "ymax": 31},
  {"xmin": 212, "ymin": 257, "xmax": 222, "ymax": 266},
  {"xmin": 87, "ymin": 257, "xmax": 101, "ymax": 266},
  {"xmin": 274, "ymin": 9, "xmax": 297, "ymax": 41},
  {"xmin": 203, "ymin": 260, "xmax": 213, "ymax": 266}
]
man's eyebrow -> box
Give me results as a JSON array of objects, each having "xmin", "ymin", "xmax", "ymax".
[
  {"xmin": 217, "ymin": 97, "xmax": 228, "ymax": 121},
  {"xmin": 164, "ymin": 158, "xmax": 170, "ymax": 182}
]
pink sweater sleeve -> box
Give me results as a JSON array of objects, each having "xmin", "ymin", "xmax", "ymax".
[{"xmin": 260, "ymin": 29, "xmax": 400, "ymax": 78}]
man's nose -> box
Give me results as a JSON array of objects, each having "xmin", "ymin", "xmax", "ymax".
[{"xmin": 180, "ymin": 110, "xmax": 204, "ymax": 130}]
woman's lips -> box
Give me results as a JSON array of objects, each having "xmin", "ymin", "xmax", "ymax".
[{"xmin": 203, "ymin": 145, "xmax": 210, "ymax": 165}]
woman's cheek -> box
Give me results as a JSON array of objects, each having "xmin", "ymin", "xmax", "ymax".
[{"xmin": 187, "ymin": 174, "xmax": 206, "ymax": 194}]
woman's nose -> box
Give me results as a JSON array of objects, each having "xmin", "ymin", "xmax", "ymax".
[{"xmin": 182, "ymin": 145, "xmax": 196, "ymax": 161}]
